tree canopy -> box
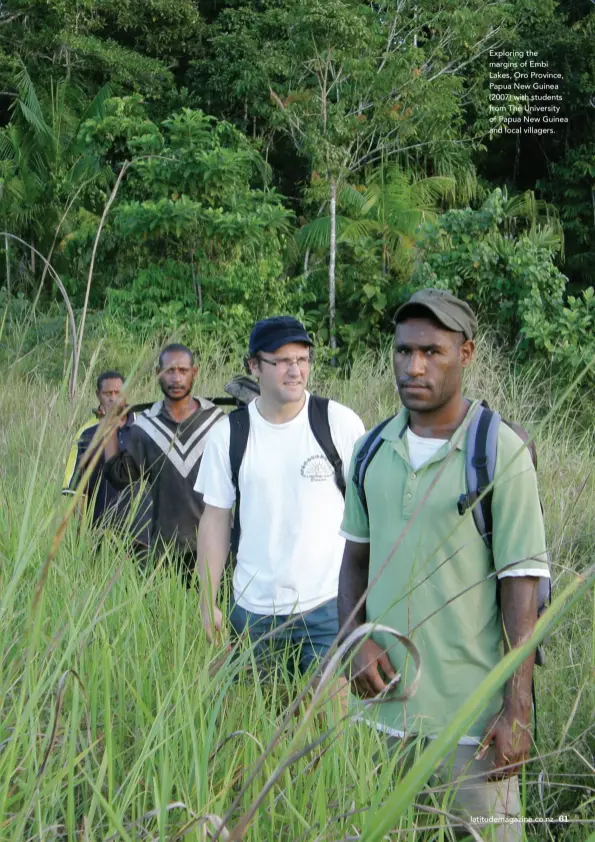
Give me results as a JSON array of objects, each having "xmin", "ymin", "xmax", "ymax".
[{"xmin": 1, "ymin": 0, "xmax": 594, "ymax": 371}]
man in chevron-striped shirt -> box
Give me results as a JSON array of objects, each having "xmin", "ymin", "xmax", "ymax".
[{"xmin": 104, "ymin": 344, "xmax": 225, "ymax": 583}]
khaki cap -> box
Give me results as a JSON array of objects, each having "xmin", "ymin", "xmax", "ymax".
[{"xmin": 395, "ymin": 288, "xmax": 477, "ymax": 340}]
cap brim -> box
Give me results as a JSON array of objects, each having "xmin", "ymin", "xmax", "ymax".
[{"xmin": 394, "ymin": 302, "xmax": 468, "ymax": 337}]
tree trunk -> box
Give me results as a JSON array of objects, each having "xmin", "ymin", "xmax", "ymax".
[
  {"xmin": 513, "ymin": 133, "xmax": 521, "ymax": 187},
  {"xmin": 304, "ymin": 247, "xmax": 310, "ymax": 281},
  {"xmin": 191, "ymin": 250, "xmax": 202, "ymax": 309},
  {"xmin": 73, "ymin": 161, "xmax": 129, "ymax": 400},
  {"xmin": 4, "ymin": 234, "xmax": 10, "ymax": 298},
  {"xmin": 329, "ymin": 178, "xmax": 337, "ymax": 356},
  {"xmin": 63, "ymin": 311, "xmax": 69, "ymax": 380}
]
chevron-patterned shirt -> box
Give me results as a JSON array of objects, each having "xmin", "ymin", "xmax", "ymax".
[{"xmin": 104, "ymin": 396, "xmax": 225, "ymax": 552}]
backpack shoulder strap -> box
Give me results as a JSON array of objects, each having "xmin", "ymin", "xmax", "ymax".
[
  {"xmin": 308, "ymin": 396, "xmax": 346, "ymax": 497},
  {"xmin": 229, "ymin": 405, "xmax": 250, "ymax": 491},
  {"xmin": 352, "ymin": 416, "xmax": 394, "ymax": 516},
  {"xmin": 228, "ymin": 406, "xmax": 250, "ymax": 556},
  {"xmin": 460, "ymin": 402, "xmax": 501, "ymax": 548}
]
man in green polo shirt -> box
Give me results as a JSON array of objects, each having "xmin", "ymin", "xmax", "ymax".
[{"xmin": 338, "ymin": 289, "xmax": 549, "ymax": 841}]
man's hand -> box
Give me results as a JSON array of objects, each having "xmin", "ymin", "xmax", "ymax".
[
  {"xmin": 109, "ymin": 396, "xmax": 129, "ymax": 428},
  {"xmin": 196, "ymin": 504, "xmax": 232, "ymax": 643},
  {"xmin": 477, "ymin": 576, "xmax": 539, "ymax": 780},
  {"xmin": 477, "ymin": 709, "xmax": 532, "ymax": 779},
  {"xmin": 103, "ymin": 397, "xmax": 128, "ymax": 459},
  {"xmin": 201, "ymin": 603, "xmax": 223, "ymax": 644},
  {"xmin": 350, "ymin": 638, "xmax": 399, "ymax": 698}
]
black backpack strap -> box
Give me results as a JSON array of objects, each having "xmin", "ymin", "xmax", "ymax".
[
  {"xmin": 228, "ymin": 406, "xmax": 250, "ymax": 556},
  {"xmin": 210, "ymin": 397, "xmax": 241, "ymax": 407},
  {"xmin": 473, "ymin": 405, "xmax": 498, "ymax": 548},
  {"xmin": 352, "ymin": 416, "xmax": 395, "ymax": 516},
  {"xmin": 308, "ymin": 396, "xmax": 346, "ymax": 497}
]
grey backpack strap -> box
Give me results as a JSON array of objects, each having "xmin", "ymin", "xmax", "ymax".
[
  {"xmin": 353, "ymin": 417, "xmax": 394, "ymax": 515},
  {"xmin": 457, "ymin": 402, "xmax": 501, "ymax": 548}
]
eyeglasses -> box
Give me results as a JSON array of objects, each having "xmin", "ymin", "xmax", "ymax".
[{"xmin": 258, "ymin": 354, "xmax": 312, "ymax": 371}]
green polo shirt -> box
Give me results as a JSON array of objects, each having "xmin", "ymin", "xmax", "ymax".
[{"xmin": 340, "ymin": 400, "xmax": 549, "ymax": 740}]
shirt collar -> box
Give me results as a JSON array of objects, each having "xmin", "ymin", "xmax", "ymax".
[
  {"xmin": 123, "ymin": 411, "xmax": 136, "ymax": 428},
  {"xmin": 150, "ymin": 396, "xmax": 214, "ymax": 421},
  {"xmin": 380, "ymin": 399, "xmax": 481, "ymax": 451}
]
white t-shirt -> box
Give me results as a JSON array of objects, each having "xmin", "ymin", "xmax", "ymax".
[
  {"xmin": 406, "ymin": 427, "xmax": 448, "ymax": 470},
  {"xmin": 195, "ymin": 393, "xmax": 365, "ymax": 614}
]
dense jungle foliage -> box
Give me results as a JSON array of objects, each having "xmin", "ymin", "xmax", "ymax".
[{"xmin": 0, "ymin": 0, "xmax": 594, "ymax": 374}]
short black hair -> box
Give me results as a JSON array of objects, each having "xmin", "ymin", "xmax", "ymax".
[
  {"xmin": 158, "ymin": 343, "xmax": 194, "ymax": 369},
  {"xmin": 96, "ymin": 370, "xmax": 124, "ymax": 392}
]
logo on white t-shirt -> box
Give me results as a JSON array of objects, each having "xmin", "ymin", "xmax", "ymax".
[{"xmin": 301, "ymin": 454, "xmax": 334, "ymax": 482}]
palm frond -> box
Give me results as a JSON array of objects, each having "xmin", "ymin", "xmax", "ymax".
[
  {"xmin": 503, "ymin": 190, "xmax": 559, "ymax": 222},
  {"xmin": 338, "ymin": 185, "xmax": 366, "ymax": 215},
  {"xmin": 338, "ymin": 218, "xmax": 379, "ymax": 244},
  {"xmin": 14, "ymin": 61, "xmax": 52, "ymax": 143},
  {"xmin": 409, "ymin": 176, "xmax": 456, "ymax": 208},
  {"xmin": 524, "ymin": 224, "xmax": 564, "ymax": 255},
  {"xmin": 77, "ymin": 83, "xmax": 113, "ymax": 131},
  {"xmin": 0, "ymin": 131, "xmax": 16, "ymax": 162},
  {"xmin": 0, "ymin": 173, "xmax": 26, "ymax": 207},
  {"xmin": 17, "ymin": 101, "xmax": 53, "ymax": 145},
  {"xmin": 68, "ymin": 154, "xmax": 103, "ymax": 186},
  {"xmin": 361, "ymin": 167, "xmax": 454, "ymax": 225},
  {"xmin": 388, "ymin": 238, "xmax": 416, "ymax": 273},
  {"xmin": 296, "ymin": 215, "xmax": 353, "ymax": 251}
]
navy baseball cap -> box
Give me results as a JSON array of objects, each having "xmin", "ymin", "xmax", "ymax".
[{"xmin": 248, "ymin": 316, "xmax": 313, "ymax": 355}]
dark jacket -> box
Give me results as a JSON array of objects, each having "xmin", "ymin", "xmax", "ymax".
[
  {"xmin": 63, "ymin": 411, "xmax": 152, "ymax": 545},
  {"xmin": 104, "ymin": 397, "xmax": 224, "ymax": 553}
]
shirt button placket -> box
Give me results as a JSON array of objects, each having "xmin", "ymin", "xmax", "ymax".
[{"xmin": 403, "ymin": 472, "xmax": 416, "ymax": 518}]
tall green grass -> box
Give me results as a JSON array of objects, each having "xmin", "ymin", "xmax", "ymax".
[{"xmin": 0, "ymin": 334, "xmax": 593, "ymax": 841}]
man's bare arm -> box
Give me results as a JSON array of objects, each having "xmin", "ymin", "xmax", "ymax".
[
  {"xmin": 338, "ymin": 540, "xmax": 397, "ymax": 697},
  {"xmin": 197, "ymin": 503, "xmax": 233, "ymax": 641},
  {"xmin": 103, "ymin": 401, "xmax": 129, "ymax": 460},
  {"xmin": 479, "ymin": 575, "xmax": 539, "ymax": 776},
  {"xmin": 501, "ymin": 576, "xmax": 539, "ymax": 724},
  {"xmin": 104, "ymin": 428, "xmax": 120, "ymax": 461},
  {"xmin": 338, "ymin": 539, "xmax": 370, "ymax": 636}
]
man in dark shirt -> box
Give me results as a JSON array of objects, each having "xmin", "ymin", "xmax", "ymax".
[
  {"xmin": 62, "ymin": 370, "xmax": 152, "ymax": 548},
  {"xmin": 104, "ymin": 344, "xmax": 225, "ymax": 584}
]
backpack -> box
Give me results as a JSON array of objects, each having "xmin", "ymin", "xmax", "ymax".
[
  {"xmin": 352, "ymin": 400, "xmax": 551, "ymax": 666},
  {"xmin": 228, "ymin": 395, "xmax": 346, "ymax": 556}
]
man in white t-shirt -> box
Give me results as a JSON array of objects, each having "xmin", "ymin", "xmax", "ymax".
[{"xmin": 195, "ymin": 316, "xmax": 364, "ymax": 674}]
